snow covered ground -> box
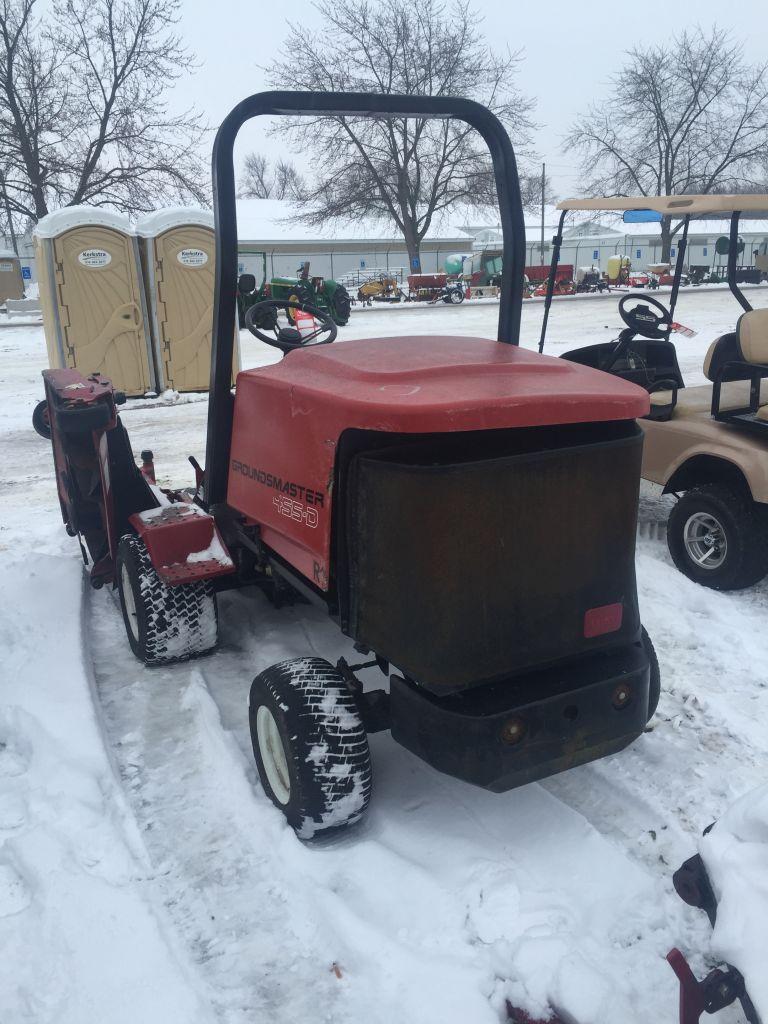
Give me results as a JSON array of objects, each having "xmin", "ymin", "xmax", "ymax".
[{"xmin": 1, "ymin": 285, "xmax": 768, "ymax": 1023}]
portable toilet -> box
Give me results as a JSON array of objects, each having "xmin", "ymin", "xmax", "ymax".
[
  {"xmin": 34, "ymin": 207, "xmax": 155, "ymax": 396},
  {"xmin": 0, "ymin": 251, "xmax": 24, "ymax": 304},
  {"xmin": 137, "ymin": 208, "xmax": 239, "ymax": 392}
]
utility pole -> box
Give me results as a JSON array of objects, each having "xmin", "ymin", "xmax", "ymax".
[{"xmin": 540, "ymin": 162, "xmax": 545, "ymax": 265}]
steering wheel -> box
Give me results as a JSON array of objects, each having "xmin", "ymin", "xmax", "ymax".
[
  {"xmin": 245, "ymin": 299, "xmax": 337, "ymax": 353},
  {"xmin": 618, "ymin": 293, "xmax": 672, "ymax": 340}
]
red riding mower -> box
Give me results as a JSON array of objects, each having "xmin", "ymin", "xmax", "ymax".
[{"xmin": 37, "ymin": 91, "xmax": 658, "ymax": 840}]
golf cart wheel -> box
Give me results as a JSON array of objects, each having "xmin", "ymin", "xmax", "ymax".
[
  {"xmin": 445, "ymin": 284, "xmax": 465, "ymax": 304},
  {"xmin": 249, "ymin": 657, "xmax": 372, "ymax": 839},
  {"xmin": 667, "ymin": 485, "xmax": 768, "ymax": 590},
  {"xmin": 642, "ymin": 627, "xmax": 661, "ymax": 720},
  {"xmin": 116, "ymin": 534, "xmax": 218, "ymax": 665},
  {"xmin": 32, "ymin": 399, "xmax": 51, "ymax": 439},
  {"xmin": 330, "ymin": 285, "xmax": 352, "ymax": 325}
]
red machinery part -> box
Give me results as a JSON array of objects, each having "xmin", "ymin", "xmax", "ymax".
[
  {"xmin": 227, "ymin": 334, "xmax": 651, "ymax": 589},
  {"xmin": 128, "ymin": 503, "xmax": 235, "ymax": 585}
]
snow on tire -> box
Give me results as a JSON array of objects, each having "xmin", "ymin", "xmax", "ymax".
[
  {"xmin": 249, "ymin": 657, "xmax": 372, "ymax": 839},
  {"xmin": 116, "ymin": 533, "xmax": 218, "ymax": 666}
]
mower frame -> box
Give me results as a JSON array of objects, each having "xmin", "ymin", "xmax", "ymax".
[{"xmin": 204, "ymin": 91, "xmax": 527, "ymax": 508}]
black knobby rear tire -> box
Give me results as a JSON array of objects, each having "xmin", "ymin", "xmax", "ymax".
[
  {"xmin": 667, "ymin": 485, "xmax": 768, "ymax": 590},
  {"xmin": 249, "ymin": 657, "xmax": 372, "ymax": 839},
  {"xmin": 32, "ymin": 399, "xmax": 51, "ymax": 439},
  {"xmin": 330, "ymin": 285, "xmax": 351, "ymax": 325},
  {"xmin": 641, "ymin": 626, "xmax": 661, "ymax": 720},
  {"xmin": 116, "ymin": 534, "xmax": 218, "ymax": 665}
]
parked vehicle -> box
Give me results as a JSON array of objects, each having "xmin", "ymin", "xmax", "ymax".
[
  {"xmin": 357, "ymin": 274, "xmax": 404, "ymax": 304},
  {"xmin": 239, "ymin": 258, "xmax": 352, "ymax": 327},
  {"xmin": 35, "ymin": 91, "xmax": 659, "ymax": 840},
  {"xmin": 540, "ymin": 194, "xmax": 768, "ymax": 590},
  {"xmin": 406, "ymin": 272, "xmax": 464, "ymax": 303}
]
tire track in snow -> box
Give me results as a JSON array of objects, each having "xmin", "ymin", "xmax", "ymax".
[{"xmin": 87, "ymin": 579, "xmax": 701, "ymax": 1024}]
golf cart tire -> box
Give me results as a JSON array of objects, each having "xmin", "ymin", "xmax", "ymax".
[
  {"xmin": 116, "ymin": 534, "xmax": 218, "ymax": 665},
  {"xmin": 642, "ymin": 626, "xmax": 661, "ymax": 719},
  {"xmin": 667, "ymin": 485, "xmax": 768, "ymax": 590},
  {"xmin": 249, "ymin": 657, "xmax": 372, "ymax": 839}
]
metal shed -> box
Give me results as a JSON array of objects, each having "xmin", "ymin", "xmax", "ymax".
[
  {"xmin": 34, "ymin": 208, "xmax": 155, "ymax": 397},
  {"xmin": 0, "ymin": 250, "xmax": 24, "ymax": 303},
  {"xmin": 137, "ymin": 207, "xmax": 239, "ymax": 393}
]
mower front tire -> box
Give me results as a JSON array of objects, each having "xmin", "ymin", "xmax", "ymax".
[
  {"xmin": 667, "ymin": 485, "xmax": 768, "ymax": 590},
  {"xmin": 116, "ymin": 534, "xmax": 218, "ymax": 666},
  {"xmin": 249, "ymin": 657, "xmax": 372, "ymax": 839}
]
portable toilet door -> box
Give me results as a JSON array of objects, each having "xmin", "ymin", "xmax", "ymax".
[
  {"xmin": 137, "ymin": 208, "xmax": 240, "ymax": 392},
  {"xmin": 0, "ymin": 251, "xmax": 24, "ymax": 303},
  {"xmin": 33, "ymin": 207, "xmax": 155, "ymax": 397}
]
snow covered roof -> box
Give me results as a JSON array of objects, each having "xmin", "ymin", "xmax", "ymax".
[
  {"xmin": 559, "ymin": 194, "xmax": 768, "ymax": 215},
  {"xmin": 33, "ymin": 206, "xmax": 133, "ymax": 239},
  {"xmin": 236, "ymin": 198, "xmax": 467, "ymax": 244},
  {"xmin": 136, "ymin": 207, "xmax": 214, "ymax": 237}
]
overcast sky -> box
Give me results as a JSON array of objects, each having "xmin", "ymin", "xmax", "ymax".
[{"xmin": 177, "ymin": 0, "xmax": 768, "ymax": 203}]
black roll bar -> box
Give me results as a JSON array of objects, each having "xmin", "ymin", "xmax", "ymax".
[
  {"xmin": 728, "ymin": 211, "xmax": 752, "ymax": 314},
  {"xmin": 668, "ymin": 215, "xmax": 690, "ymax": 324},
  {"xmin": 204, "ymin": 90, "xmax": 527, "ymax": 508}
]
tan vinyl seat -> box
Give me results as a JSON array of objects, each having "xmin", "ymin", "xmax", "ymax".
[{"xmin": 737, "ymin": 308, "xmax": 768, "ymax": 365}]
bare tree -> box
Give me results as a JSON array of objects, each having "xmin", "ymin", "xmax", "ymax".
[
  {"xmin": 267, "ymin": 0, "xmax": 536, "ymax": 268},
  {"xmin": 0, "ymin": 0, "xmax": 207, "ymax": 226},
  {"xmin": 565, "ymin": 28, "xmax": 768, "ymax": 260},
  {"xmin": 239, "ymin": 153, "xmax": 304, "ymax": 200}
]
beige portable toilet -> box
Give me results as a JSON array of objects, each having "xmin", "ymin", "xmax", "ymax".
[
  {"xmin": 0, "ymin": 251, "xmax": 24, "ymax": 304},
  {"xmin": 137, "ymin": 208, "xmax": 239, "ymax": 392},
  {"xmin": 34, "ymin": 207, "xmax": 155, "ymax": 396}
]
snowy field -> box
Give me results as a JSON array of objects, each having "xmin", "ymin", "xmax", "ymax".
[{"xmin": 1, "ymin": 286, "xmax": 768, "ymax": 1024}]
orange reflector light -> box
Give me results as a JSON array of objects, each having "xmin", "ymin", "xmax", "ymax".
[{"xmin": 584, "ymin": 602, "xmax": 623, "ymax": 638}]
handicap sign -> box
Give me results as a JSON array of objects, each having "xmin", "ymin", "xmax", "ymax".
[
  {"xmin": 592, "ymin": 250, "xmax": 599, "ymax": 261},
  {"xmin": 636, "ymin": 249, "xmax": 642, "ymax": 259},
  {"xmin": 360, "ymin": 259, "xmax": 366, "ymax": 269},
  {"xmin": 21, "ymin": 266, "xmax": 31, "ymax": 280},
  {"xmin": 411, "ymin": 257, "xmax": 420, "ymax": 271},
  {"xmin": 670, "ymin": 248, "xmax": 676, "ymax": 257}
]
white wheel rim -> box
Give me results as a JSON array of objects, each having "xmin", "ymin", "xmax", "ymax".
[
  {"xmin": 121, "ymin": 563, "xmax": 139, "ymax": 641},
  {"xmin": 683, "ymin": 512, "xmax": 727, "ymax": 569},
  {"xmin": 256, "ymin": 705, "xmax": 291, "ymax": 805}
]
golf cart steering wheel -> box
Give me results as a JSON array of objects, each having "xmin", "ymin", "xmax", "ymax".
[
  {"xmin": 245, "ymin": 299, "xmax": 337, "ymax": 353},
  {"xmin": 618, "ymin": 293, "xmax": 672, "ymax": 340}
]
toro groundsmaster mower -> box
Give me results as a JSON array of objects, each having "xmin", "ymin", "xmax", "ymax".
[{"xmin": 37, "ymin": 91, "xmax": 659, "ymax": 840}]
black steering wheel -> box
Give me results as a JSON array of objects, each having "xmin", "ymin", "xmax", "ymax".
[
  {"xmin": 245, "ymin": 299, "xmax": 337, "ymax": 353},
  {"xmin": 601, "ymin": 293, "xmax": 674, "ymax": 373},
  {"xmin": 618, "ymin": 293, "xmax": 672, "ymax": 340}
]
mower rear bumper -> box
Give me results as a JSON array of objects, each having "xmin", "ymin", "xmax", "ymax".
[{"xmin": 390, "ymin": 642, "xmax": 650, "ymax": 792}]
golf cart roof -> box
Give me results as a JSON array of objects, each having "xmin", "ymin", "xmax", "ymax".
[{"xmin": 557, "ymin": 195, "xmax": 768, "ymax": 215}]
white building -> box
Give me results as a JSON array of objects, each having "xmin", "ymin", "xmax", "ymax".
[
  {"xmin": 235, "ymin": 199, "xmax": 468, "ymax": 286},
  {"xmin": 457, "ymin": 208, "xmax": 768, "ymax": 274}
]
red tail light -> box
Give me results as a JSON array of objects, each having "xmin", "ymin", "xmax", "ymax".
[{"xmin": 584, "ymin": 602, "xmax": 623, "ymax": 638}]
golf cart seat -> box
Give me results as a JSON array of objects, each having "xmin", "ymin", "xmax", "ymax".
[
  {"xmin": 708, "ymin": 309, "xmax": 768, "ymax": 431},
  {"xmin": 649, "ymin": 310, "xmax": 768, "ymax": 427}
]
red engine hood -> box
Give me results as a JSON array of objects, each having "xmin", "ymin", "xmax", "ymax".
[{"xmin": 242, "ymin": 335, "xmax": 649, "ymax": 431}]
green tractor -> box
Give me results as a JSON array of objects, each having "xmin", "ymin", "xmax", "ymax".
[{"xmin": 238, "ymin": 258, "xmax": 352, "ymax": 328}]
